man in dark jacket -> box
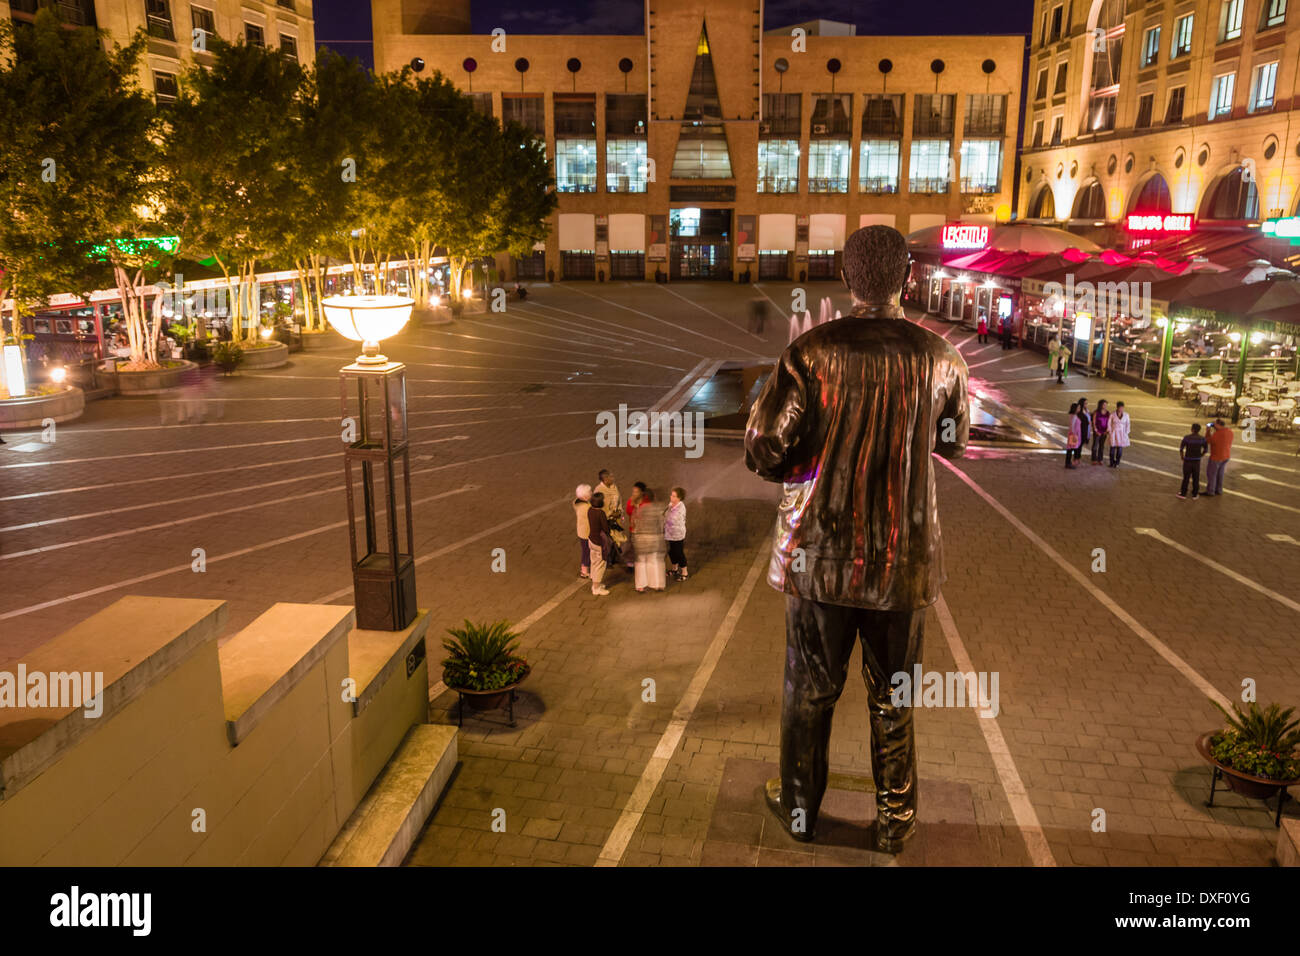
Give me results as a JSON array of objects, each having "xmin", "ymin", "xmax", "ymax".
[{"xmin": 744, "ymin": 225, "xmax": 969, "ymax": 853}]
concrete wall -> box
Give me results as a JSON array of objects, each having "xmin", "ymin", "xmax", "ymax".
[{"xmin": 0, "ymin": 596, "xmax": 431, "ymax": 866}]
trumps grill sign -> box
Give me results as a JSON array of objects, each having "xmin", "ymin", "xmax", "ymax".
[{"xmin": 1125, "ymin": 213, "xmax": 1195, "ymax": 235}]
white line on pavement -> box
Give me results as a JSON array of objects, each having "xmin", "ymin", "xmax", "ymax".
[
  {"xmin": 0, "ymin": 437, "xmax": 471, "ymax": 502},
  {"xmin": 28, "ymin": 405, "xmax": 519, "ymax": 435},
  {"xmin": 967, "ymin": 352, "xmax": 1032, "ymax": 371},
  {"xmin": 933, "ymin": 595, "xmax": 1057, "ymax": 867},
  {"xmin": 1119, "ymin": 460, "xmax": 1300, "ymax": 515},
  {"xmin": 595, "ymin": 537, "xmax": 771, "ymax": 867},
  {"xmin": 1134, "ymin": 527, "xmax": 1300, "ymax": 614},
  {"xmin": 519, "ymin": 297, "xmax": 680, "ymax": 345},
  {"xmin": 1267, "ymin": 533, "xmax": 1300, "ymax": 546},
  {"xmin": 242, "ymin": 372, "xmax": 668, "ymax": 388},
  {"xmin": 568, "ymin": 285, "xmax": 766, "ymax": 359},
  {"xmin": 507, "ymin": 303, "xmax": 657, "ymax": 348},
  {"xmin": 937, "ymin": 457, "xmax": 1232, "ymax": 711},
  {"xmin": 657, "ymin": 284, "xmax": 765, "ymax": 342},
  {"xmin": 0, "ymin": 485, "xmax": 476, "ymax": 622}
]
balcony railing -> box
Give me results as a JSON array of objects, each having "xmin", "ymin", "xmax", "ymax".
[
  {"xmin": 909, "ymin": 177, "xmax": 951, "ymax": 194},
  {"xmin": 960, "ymin": 178, "xmax": 1002, "ymax": 194},
  {"xmin": 808, "ymin": 177, "xmax": 848, "ymax": 193},
  {"xmin": 859, "ymin": 177, "xmax": 899, "ymax": 194},
  {"xmin": 756, "ymin": 176, "xmax": 800, "ymax": 193}
]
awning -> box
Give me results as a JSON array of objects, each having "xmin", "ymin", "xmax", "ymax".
[
  {"xmin": 908, "ymin": 222, "xmax": 1104, "ymax": 255},
  {"xmin": 1170, "ymin": 279, "xmax": 1300, "ymax": 327}
]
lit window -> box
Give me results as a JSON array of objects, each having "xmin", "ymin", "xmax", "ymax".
[
  {"xmin": 807, "ymin": 141, "xmax": 849, "ymax": 193},
  {"xmin": 1220, "ymin": 0, "xmax": 1244, "ymax": 40},
  {"xmin": 960, "ymin": 139, "xmax": 1002, "ymax": 193},
  {"xmin": 1141, "ymin": 26, "xmax": 1160, "ymax": 66},
  {"xmin": 606, "ymin": 139, "xmax": 648, "ymax": 192},
  {"xmin": 858, "ymin": 140, "xmax": 899, "ymax": 193},
  {"xmin": 1172, "ymin": 14, "xmax": 1194, "ymax": 57},
  {"xmin": 909, "ymin": 140, "xmax": 950, "ymax": 193},
  {"xmin": 757, "ymin": 140, "xmax": 800, "ymax": 193},
  {"xmin": 1249, "ymin": 61, "xmax": 1278, "ymax": 111},
  {"xmin": 554, "ymin": 139, "xmax": 597, "ymax": 193},
  {"xmin": 1260, "ymin": 0, "xmax": 1287, "ymax": 29},
  {"xmin": 1209, "ymin": 72, "xmax": 1235, "ymax": 118}
]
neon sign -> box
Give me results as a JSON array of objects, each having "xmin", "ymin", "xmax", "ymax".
[
  {"xmin": 1262, "ymin": 217, "xmax": 1300, "ymax": 239},
  {"xmin": 940, "ymin": 224, "xmax": 989, "ymax": 250},
  {"xmin": 1125, "ymin": 214, "xmax": 1195, "ymax": 234}
]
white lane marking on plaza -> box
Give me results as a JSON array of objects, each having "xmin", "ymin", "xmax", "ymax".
[
  {"xmin": 151, "ymin": 392, "xmax": 507, "ymax": 402},
  {"xmin": 656, "ymin": 284, "xmax": 765, "ymax": 341},
  {"xmin": 424, "ymin": 324, "xmax": 632, "ymax": 355},
  {"xmin": 966, "ymin": 352, "xmax": 1033, "ymax": 371},
  {"xmin": 1267, "ymin": 533, "xmax": 1300, "ymax": 545},
  {"xmin": 1134, "ymin": 527, "xmax": 1300, "ymax": 614},
  {"xmin": 313, "ymin": 496, "xmax": 573, "ymax": 605},
  {"xmin": 0, "ymin": 486, "xmax": 476, "ymax": 622},
  {"xmin": 1128, "ymin": 439, "xmax": 1299, "ymax": 475},
  {"xmin": 568, "ymin": 285, "xmax": 767, "ymax": 358},
  {"xmin": 1, "ymin": 408, "xmax": 610, "ymax": 469},
  {"xmin": 425, "ymin": 578, "xmax": 590, "ymax": 704},
  {"xmin": 519, "ymin": 295, "xmax": 681, "ymax": 345},
  {"xmin": 1120, "ymin": 460, "xmax": 1300, "ymax": 515},
  {"xmin": 503, "ymin": 307, "xmax": 665, "ymax": 352},
  {"xmin": 1143, "ymin": 433, "xmax": 1300, "ymax": 464},
  {"xmin": 0, "ymin": 437, "xmax": 471, "ymax": 502},
  {"xmin": 24, "ymin": 405, "xmax": 519, "ymax": 435},
  {"xmin": 933, "ymin": 595, "xmax": 1057, "ymax": 867},
  {"xmin": 595, "ymin": 538, "xmax": 771, "ymax": 867},
  {"xmin": 403, "ymin": 344, "xmax": 602, "ymax": 367},
  {"xmin": 406, "ymin": 340, "xmax": 681, "ymax": 373},
  {"xmin": 0, "ymin": 436, "xmax": 594, "ymax": 620},
  {"xmin": 937, "ymin": 457, "xmax": 1232, "ymax": 711},
  {"xmin": 242, "ymin": 372, "xmax": 668, "ymax": 388}
]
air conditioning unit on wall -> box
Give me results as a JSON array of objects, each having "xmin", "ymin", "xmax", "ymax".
[
  {"xmin": 813, "ymin": 123, "xmax": 829, "ymax": 134},
  {"xmin": 759, "ymin": 122, "xmax": 772, "ymax": 134}
]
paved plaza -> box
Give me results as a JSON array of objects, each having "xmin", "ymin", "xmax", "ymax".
[{"xmin": 3, "ymin": 282, "xmax": 1298, "ymax": 867}]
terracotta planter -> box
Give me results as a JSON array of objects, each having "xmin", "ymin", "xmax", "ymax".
[
  {"xmin": 0, "ymin": 385, "xmax": 85, "ymax": 428},
  {"xmin": 1196, "ymin": 731, "xmax": 1300, "ymax": 800},
  {"xmin": 449, "ymin": 668, "xmax": 530, "ymax": 725}
]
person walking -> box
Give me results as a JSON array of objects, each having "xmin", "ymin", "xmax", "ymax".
[
  {"xmin": 1065, "ymin": 402, "xmax": 1081, "ymax": 469},
  {"xmin": 1074, "ymin": 398, "xmax": 1091, "ymax": 463},
  {"xmin": 664, "ymin": 486, "xmax": 688, "ymax": 581},
  {"xmin": 573, "ymin": 484, "xmax": 593, "ymax": 578},
  {"xmin": 587, "ymin": 491, "xmax": 613, "ymax": 594},
  {"xmin": 1047, "ymin": 335, "xmax": 1060, "ymax": 379},
  {"xmin": 744, "ymin": 224, "xmax": 969, "ymax": 854},
  {"xmin": 632, "ymin": 489, "xmax": 668, "ymax": 592},
  {"xmin": 1205, "ymin": 418, "xmax": 1233, "ymax": 496},
  {"xmin": 977, "ymin": 314, "xmax": 989, "ymax": 345},
  {"xmin": 998, "ymin": 314, "xmax": 1012, "ymax": 350},
  {"xmin": 1090, "ymin": 399, "xmax": 1110, "ymax": 465},
  {"xmin": 1107, "ymin": 401, "xmax": 1131, "ymax": 467},
  {"xmin": 1178, "ymin": 423, "xmax": 1209, "ymax": 499},
  {"xmin": 749, "ymin": 298, "xmax": 769, "ymax": 335}
]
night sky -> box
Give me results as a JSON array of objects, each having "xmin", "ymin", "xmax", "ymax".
[{"xmin": 313, "ymin": 1, "xmax": 1035, "ymax": 68}]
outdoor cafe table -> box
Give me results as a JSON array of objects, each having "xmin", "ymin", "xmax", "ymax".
[
  {"xmin": 1184, "ymin": 375, "xmax": 1222, "ymax": 386},
  {"xmin": 1198, "ymin": 386, "xmax": 1236, "ymax": 399}
]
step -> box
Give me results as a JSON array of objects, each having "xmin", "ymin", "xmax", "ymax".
[
  {"xmin": 318, "ymin": 723, "xmax": 457, "ymax": 867},
  {"xmin": 1280, "ymin": 818, "xmax": 1300, "ymax": 867}
]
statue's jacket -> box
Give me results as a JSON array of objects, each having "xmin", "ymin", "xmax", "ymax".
[{"xmin": 744, "ymin": 306, "xmax": 970, "ymax": 611}]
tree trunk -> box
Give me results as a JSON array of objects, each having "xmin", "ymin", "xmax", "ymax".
[{"xmin": 448, "ymin": 256, "xmax": 467, "ymax": 303}]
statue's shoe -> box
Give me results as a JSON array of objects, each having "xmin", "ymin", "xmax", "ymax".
[
  {"xmin": 764, "ymin": 778, "xmax": 815, "ymax": 843},
  {"xmin": 873, "ymin": 820, "xmax": 916, "ymax": 855}
]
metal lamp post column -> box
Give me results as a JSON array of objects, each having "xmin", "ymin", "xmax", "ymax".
[{"xmin": 340, "ymin": 360, "xmax": 417, "ymax": 631}]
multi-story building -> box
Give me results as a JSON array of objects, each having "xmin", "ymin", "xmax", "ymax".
[
  {"xmin": 3, "ymin": 0, "xmax": 315, "ymax": 99},
  {"xmin": 372, "ymin": 0, "xmax": 1023, "ymax": 281},
  {"xmin": 1020, "ymin": 0, "xmax": 1300, "ymax": 246}
]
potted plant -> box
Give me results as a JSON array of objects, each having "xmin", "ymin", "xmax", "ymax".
[
  {"xmin": 441, "ymin": 619, "xmax": 530, "ymax": 717},
  {"xmin": 1197, "ymin": 701, "xmax": 1300, "ymax": 826},
  {"xmin": 212, "ymin": 340, "xmax": 244, "ymax": 374}
]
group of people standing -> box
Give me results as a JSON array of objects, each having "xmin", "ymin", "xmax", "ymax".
[
  {"xmin": 1064, "ymin": 397, "xmax": 1132, "ymax": 469},
  {"xmin": 573, "ymin": 469, "xmax": 689, "ymax": 597},
  {"xmin": 1177, "ymin": 418, "xmax": 1233, "ymax": 499}
]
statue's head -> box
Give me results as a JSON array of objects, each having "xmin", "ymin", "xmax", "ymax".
[{"xmin": 842, "ymin": 225, "xmax": 911, "ymax": 307}]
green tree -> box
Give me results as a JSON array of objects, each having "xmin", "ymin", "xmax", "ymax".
[
  {"xmin": 0, "ymin": 12, "xmax": 158, "ymax": 369},
  {"xmin": 165, "ymin": 38, "xmax": 304, "ymax": 343}
]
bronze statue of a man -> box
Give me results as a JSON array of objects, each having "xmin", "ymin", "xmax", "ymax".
[{"xmin": 744, "ymin": 225, "xmax": 969, "ymax": 854}]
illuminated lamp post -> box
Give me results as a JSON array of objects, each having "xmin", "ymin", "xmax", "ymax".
[
  {"xmin": 322, "ymin": 294, "xmax": 418, "ymax": 630},
  {"xmin": 1155, "ymin": 316, "xmax": 1174, "ymax": 397}
]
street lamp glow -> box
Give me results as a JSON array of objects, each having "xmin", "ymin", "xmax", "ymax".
[
  {"xmin": 321, "ymin": 294, "xmax": 414, "ymax": 365},
  {"xmin": 1228, "ymin": 332, "xmax": 1242, "ymax": 343},
  {"xmin": 50, "ymin": 366, "xmax": 67, "ymax": 384}
]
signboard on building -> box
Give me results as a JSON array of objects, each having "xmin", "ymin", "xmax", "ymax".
[
  {"xmin": 940, "ymin": 223, "xmax": 989, "ymax": 250},
  {"xmin": 795, "ymin": 215, "xmax": 809, "ymax": 262},
  {"xmin": 648, "ymin": 215, "xmax": 667, "ymax": 261},
  {"xmin": 1124, "ymin": 213, "xmax": 1195, "ymax": 235},
  {"xmin": 595, "ymin": 215, "xmax": 609, "ymax": 258},
  {"xmin": 668, "ymin": 185, "xmax": 736, "ymax": 203},
  {"xmin": 1262, "ymin": 216, "xmax": 1300, "ymax": 241},
  {"xmin": 736, "ymin": 215, "xmax": 756, "ymax": 261}
]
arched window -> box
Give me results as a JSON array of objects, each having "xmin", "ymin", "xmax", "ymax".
[
  {"xmin": 1199, "ymin": 167, "xmax": 1260, "ymax": 220},
  {"xmin": 1128, "ymin": 172, "xmax": 1171, "ymax": 214},
  {"xmin": 1028, "ymin": 183, "xmax": 1057, "ymax": 219},
  {"xmin": 1072, "ymin": 179, "xmax": 1107, "ymax": 218}
]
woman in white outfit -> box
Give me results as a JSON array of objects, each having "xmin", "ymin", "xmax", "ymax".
[
  {"xmin": 1107, "ymin": 401, "xmax": 1131, "ymax": 467},
  {"xmin": 632, "ymin": 489, "xmax": 667, "ymax": 592}
]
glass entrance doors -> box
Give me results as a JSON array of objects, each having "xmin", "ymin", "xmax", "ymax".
[{"xmin": 669, "ymin": 207, "xmax": 732, "ymax": 280}]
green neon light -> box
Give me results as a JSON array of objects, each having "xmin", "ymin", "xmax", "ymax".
[{"xmin": 87, "ymin": 236, "xmax": 181, "ymax": 259}]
